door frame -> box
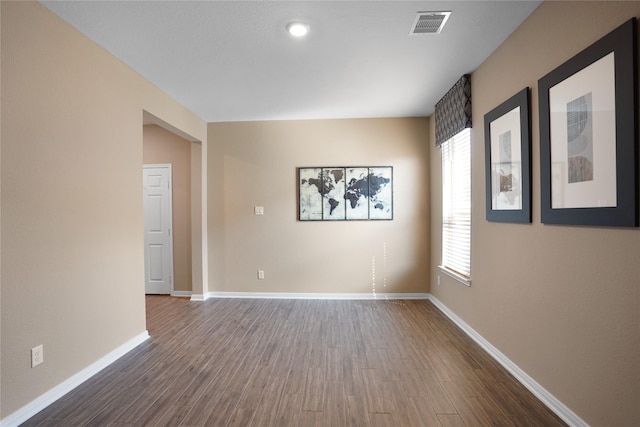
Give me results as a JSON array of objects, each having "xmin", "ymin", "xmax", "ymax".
[{"xmin": 142, "ymin": 110, "xmax": 208, "ymax": 299}]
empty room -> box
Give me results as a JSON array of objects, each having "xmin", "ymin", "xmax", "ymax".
[{"xmin": 1, "ymin": 1, "xmax": 638, "ymax": 426}]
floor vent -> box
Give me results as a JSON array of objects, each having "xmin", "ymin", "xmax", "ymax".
[{"xmin": 410, "ymin": 11, "xmax": 451, "ymax": 34}]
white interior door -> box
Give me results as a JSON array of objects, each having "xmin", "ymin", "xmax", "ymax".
[{"xmin": 143, "ymin": 164, "xmax": 174, "ymax": 294}]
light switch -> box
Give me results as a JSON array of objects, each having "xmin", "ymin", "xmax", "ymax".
[{"xmin": 254, "ymin": 206, "xmax": 264, "ymax": 215}]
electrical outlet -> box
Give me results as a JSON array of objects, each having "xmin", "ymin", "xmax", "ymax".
[
  {"xmin": 254, "ymin": 206, "xmax": 264, "ymax": 215},
  {"xmin": 257, "ymin": 270, "xmax": 265, "ymax": 280},
  {"xmin": 31, "ymin": 345, "xmax": 43, "ymax": 368}
]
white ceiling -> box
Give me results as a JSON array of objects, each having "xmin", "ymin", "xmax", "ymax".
[{"xmin": 41, "ymin": 1, "xmax": 541, "ymax": 123}]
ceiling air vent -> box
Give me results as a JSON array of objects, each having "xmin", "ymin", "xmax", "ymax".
[{"xmin": 410, "ymin": 11, "xmax": 451, "ymax": 34}]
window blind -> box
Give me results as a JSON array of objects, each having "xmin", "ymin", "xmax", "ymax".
[{"xmin": 441, "ymin": 128, "xmax": 471, "ymax": 280}]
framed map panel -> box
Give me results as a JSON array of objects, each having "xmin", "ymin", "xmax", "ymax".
[
  {"xmin": 345, "ymin": 167, "xmax": 369, "ymax": 220},
  {"xmin": 322, "ymin": 168, "xmax": 346, "ymax": 220},
  {"xmin": 298, "ymin": 167, "xmax": 322, "ymax": 220},
  {"xmin": 368, "ymin": 167, "xmax": 393, "ymax": 220},
  {"xmin": 298, "ymin": 166, "xmax": 393, "ymax": 221}
]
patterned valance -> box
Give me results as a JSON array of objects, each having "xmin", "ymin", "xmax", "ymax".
[{"xmin": 434, "ymin": 75, "xmax": 472, "ymax": 147}]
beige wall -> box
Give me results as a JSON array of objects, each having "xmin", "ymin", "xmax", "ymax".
[
  {"xmin": 143, "ymin": 125, "xmax": 192, "ymax": 292},
  {"xmin": 0, "ymin": 2, "xmax": 206, "ymax": 418},
  {"xmin": 208, "ymin": 118, "xmax": 430, "ymax": 294},
  {"xmin": 191, "ymin": 141, "xmax": 203, "ymax": 295},
  {"xmin": 430, "ymin": 2, "xmax": 640, "ymax": 425}
]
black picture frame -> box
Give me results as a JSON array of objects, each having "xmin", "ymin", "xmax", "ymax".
[
  {"xmin": 484, "ymin": 87, "xmax": 531, "ymax": 223},
  {"xmin": 538, "ymin": 18, "xmax": 638, "ymax": 227}
]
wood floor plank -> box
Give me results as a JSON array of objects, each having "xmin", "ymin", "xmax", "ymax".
[
  {"xmin": 247, "ymin": 377, "xmax": 285, "ymax": 427},
  {"xmin": 344, "ymin": 394, "xmax": 369, "ymax": 427},
  {"xmin": 302, "ymin": 367, "xmax": 326, "ymax": 412},
  {"xmin": 342, "ymin": 356, "xmax": 363, "ymax": 397},
  {"xmin": 272, "ymin": 392, "xmax": 303, "ymax": 427},
  {"xmin": 234, "ymin": 366, "xmax": 272, "ymax": 412},
  {"xmin": 297, "ymin": 409, "xmax": 324, "ymax": 427},
  {"xmin": 201, "ymin": 390, "xmax": 242, "ymax": 427},
  {"xmin": 22, "ymin": 296, "xmax": 567, "ymax": 427},
  {"xmin": 359, "ymin": 368, "xmax": 393, "ymax": 414},
  {"xmin": 83, "ymin": 361, "xmax": 175, "ymax": 426},
  {"xmin": 440, "ymin": 359, "xmax": 488, "ymax": 399},
  {"xmin": 21, "ymin": 369, "xmax": 130, "ymax": 425},
  {"xmin": 326, "ymin": 347, "xmax": 344, "ymax": 381},
  {"xmin": 282, "ymin": 358, "xmax": 307, "ymax": 396},
  {"xmin": 178, "ymin": 378, "xmax": 225, "ymax": 427},
  {"xmin": 441, "ymin": 380, "xmax": 517, "ymax": 427},
  {"xmin": 367, "ymin": 412, "xmax": 396, "ymax": 427},
  {"xmin": 226, "ymin": 408, "xmax": 255, "ymax": 427},
  {"xmin": 408, "ymin": 396, "xmax": 446, "ymax": 427},
  {"xmin": 149, "ymin": 405, "xmax": 190, "ymax": 427},
  {"xmin": 438, "ymin": 413, "xmax": 468, "ymax": 427},
  {"xmin": 381, "ymin": 380, "xmax": 420, "ymax": 427},
  {"xmin": 324, "ymin": 380, "xmax": 347, "ymax": 426},
  {"xmin": 415, "ymin": 369, "xmax": 458, "ymax": 414}
]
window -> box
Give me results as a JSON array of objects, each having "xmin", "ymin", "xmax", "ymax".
[{"xmin": 440, "ymin": 128, "xmax": 471, "ymax": 284}]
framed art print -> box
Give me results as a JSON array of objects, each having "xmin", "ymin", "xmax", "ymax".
[
  {"xmin": 366, "ymin": 167, "xmax": 393, "ymax": 220},
  {"xmin": 538, "ymin": 18, "xmax": 638, "ymax": 227},
  {"xmin": 484, "ymin": 87, "xmax": 531, "ymax": 223},
  {"xmin": 298, "ymin": 167, "xmax": 323, "ymax": 220},
  {"xmin": 298, "ymin": 166, "xmax": 393, "ymax": 221}
]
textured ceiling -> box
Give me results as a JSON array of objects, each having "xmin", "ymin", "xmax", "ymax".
[{"xmin": 41, "ymin": 1, "xmax": 541, "ymax": 123}]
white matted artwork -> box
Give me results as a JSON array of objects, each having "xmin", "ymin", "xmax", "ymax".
[
  {"xmin": 490, "ymin": 106, "xmax": 523, "ymax": 211},
  {"xmin": 538, "ymin": 18, "xmax": 637, "ymax": 227},
  {"xmin": 549, "ymin": 52, "xmax": 616, "ymax": 209}
]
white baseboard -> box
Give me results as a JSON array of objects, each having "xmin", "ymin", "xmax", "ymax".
[
  {"xmin": 170, "ymin": 290, "xmax": 192, "ymax": 298},
  {"xmin": 205, "ymin": 291, "xmax": 430, "ymax": 300},
  {"xmin": 427, "ymin": 295, "xmax": 587, "ymax": 427},
  {"xmin": 1, "ymin": 331, "xmax": 150, "ymax": 427}
]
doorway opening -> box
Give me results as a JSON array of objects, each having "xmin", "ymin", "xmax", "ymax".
[{"xmin": 142, "ymin": 111, "xmax": 204, "ymax": 298}]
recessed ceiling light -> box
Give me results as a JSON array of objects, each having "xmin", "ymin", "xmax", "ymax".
[{"xmin": 286, "ymin": 22, "xmax": 310, "ymax": 37}]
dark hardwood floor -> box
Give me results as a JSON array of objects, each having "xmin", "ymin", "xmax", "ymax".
[{"xmin": 22, "ymin": 296, "xmax": 566, "ymax": 426}]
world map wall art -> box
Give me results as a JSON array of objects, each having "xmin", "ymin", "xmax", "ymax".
[{"xmin": 298, "ymin": 166, "xmax": 393, "ymax": 221}]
